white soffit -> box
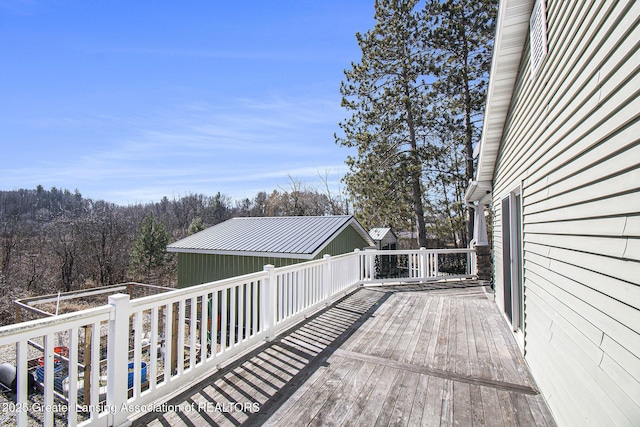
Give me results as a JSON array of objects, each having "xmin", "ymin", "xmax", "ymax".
[{"xmin": 475, "ymin": 0, "xmax": 535, "ymax": 185}]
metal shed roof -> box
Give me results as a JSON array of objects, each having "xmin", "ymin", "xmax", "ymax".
[
  {"xmin": 369, "ymin": 228, "xmax": 395, "ymax": 242},
  {"xmin": 167, "ymin": 215, "xmax": 374, "ymax": 259}
]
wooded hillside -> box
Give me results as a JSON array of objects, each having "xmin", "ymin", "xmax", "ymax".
[{"xmin": 0, "ymin": 183, "xmax": 348, "ymax": 326}]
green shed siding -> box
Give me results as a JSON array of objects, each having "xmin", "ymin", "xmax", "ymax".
[
  {"xmin": 176, "ymin": 224, "xmax": 370, "ymax": 288},
  {"xmin": 313, "ymin": 223, "xmax": 370, "ymax": 259},
  {"xmin": 177, "ymin": 253, "xmax": 299, "ymax": 287}
]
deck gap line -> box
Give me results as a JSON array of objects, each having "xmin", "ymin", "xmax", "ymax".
[{"xmin": 332, "ymin": 348, "xmax": 539, "ymax": 396}]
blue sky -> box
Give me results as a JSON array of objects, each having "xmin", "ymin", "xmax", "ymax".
[{"xmin": 0, "ymin": 1, "xmax": 374, "ymax": 205}]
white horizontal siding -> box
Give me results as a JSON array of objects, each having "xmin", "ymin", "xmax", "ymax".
[
  {"xmin": 525, "ymin": 302, "xmax": 638, "ymax": 426},
  {"xmin": 524, "ymin": 256, "xmax": 640, "ymax": 355},
  {"xmin": 528, "ymin": 233, "xmax": 640, "ymax": 278},
  {"xmin": 525, "ymin": 144, "xmax": 640, "ymax": 212},
  {"xmin": 489, "ymin": 0, "xmax": 640, "ymax": 425},
  {"xmin": 493, "ymin": 0, "xmax": 614, "ymax": 191},
  {"xmin": 601, "ymin": 334, "xmax": 640, "ymax": 383},
  {"xmin": 525, "ymin": 128, "xmax": 640, "ymax": 203},
  {"xmin": 524, "ymin": 317, "xmax": 618, "ymax": 426},
  {"xmin": 524, "ymin": 215, "xmax": 639, "ymax": 238}
]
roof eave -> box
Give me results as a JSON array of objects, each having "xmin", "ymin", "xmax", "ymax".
[
  {"xmin": 474, "ymin": 0, "xmax": 535, "ymax": 186},
  {"xmin": 309, "ymin": 217, "xmax": 376, "ymax": 259},
  {"xmin": 166, "ymin": 247, "xmax": 316, "ymax": 260},
  {"xmin": 465, "ymin": 180, "xmax": 493, "ymax": 204},
  {"xmin": 166, "ymin": 216, "xmax": 375, "ymax": 260}
]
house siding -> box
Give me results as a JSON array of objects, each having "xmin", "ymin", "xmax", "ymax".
[
  {"xmin": 491, "ymin": 0, "xmax": 640, "ymax": 425},
  {"xmin": 177, "ymin": 224, "xmax": 370, "ymax": 287}
]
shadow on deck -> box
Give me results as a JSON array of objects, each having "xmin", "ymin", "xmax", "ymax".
[{"xmin": 133, "ymin": 280, "xmax": 555, "ymax": 427}]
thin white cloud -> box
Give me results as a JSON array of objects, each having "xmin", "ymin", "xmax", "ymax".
[
  {"xmin": 96, "ymin": 164, "xmax": 349, "ymax": 206},
  {"xmin": 3, "ymin": 94, "xmax": 354, "ymax": 205}
]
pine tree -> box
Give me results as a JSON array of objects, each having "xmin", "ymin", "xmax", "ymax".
[
  {"xmin": 337, "ymin": 0, "xmax": 497, "ymax": 247},
  {"xmin": 422, "ymin": 0, "xmax": 498, "ymax": 243},
  {"xmin": 336, "ymin": 0, "xmax": 430, "ymax": 246},
  {"xmin": 130, "ymin": 213, "xmax": 171, "ymax": 282},
  {"xmin": 187, "ymin": 217, "xmax": 205, "ymax": 235}
]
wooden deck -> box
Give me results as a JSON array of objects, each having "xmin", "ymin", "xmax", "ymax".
[{"xmin": 132, "ymin": 281, "xmax": 556, "ymax": 426}]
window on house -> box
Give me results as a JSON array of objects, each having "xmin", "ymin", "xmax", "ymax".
[{"xmin": 529, "ymin": 0, "xmax": 548, "ymax": 76}]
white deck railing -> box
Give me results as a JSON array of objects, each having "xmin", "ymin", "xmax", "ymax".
[{"xmin": 0, "ymin": 247, "xmax": 474, "ymax": 427}]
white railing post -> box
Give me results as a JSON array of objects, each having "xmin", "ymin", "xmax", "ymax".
[
  {"xmin": 107, "ymin": 293, "xmax": 131, "ymax": 427},
  {"xmin": 43, "ymin": 335, "xmax": 54, "ymax": 426},
  {"xmin": 323, "ymin": 254, "xmax": 332, "ymax": 305},
  {"xmin": 352, "ymin": 249, "xmax": 363, "ymax": 284},
  {"xmin": 370, "ymin": 250, "xmax": 376, "ymax": 280},
  {"xmin": 434, "ymin": 252, "xmax": 440, "ymax": 277},
  {"xmin": 263, "ymin": 265, "xmax": 276, "ymax": 341},
  {"xmin": 469, "ymin": 247, "xmax": 476, "ymax": 276},
  {"xmin": 419, "ymin": 247, "xmax": 427, "ymax": 279},
  {"xmin": 363, "ymin": 248, "xmax": 375, "ymax": 280},
  {"xmin": 16, "ymin": 340, "xmax": 28, "ymax": 427},
  {"xmin": 353, "ymin": 249, "xmax": 362, "ymax": 281},
  {"xmin": 67, "ymin": 326, "xmax": 79, "ymax": 427}
]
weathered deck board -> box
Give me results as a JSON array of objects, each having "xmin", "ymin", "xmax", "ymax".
[
  {"xmin": 132, "ymin": 281, "xmax": 556, "ymax": 427},
  {"xmin": 421, "ymin": 375, "xmax": 445, "ymax": 425},
  {"xmin": 342, "ymin": 364, "xmax": 398, "ymax": 427},
  {"xmin": 406, "ymin": 371, "xmax": 429, "ymax": 427},
  {"xmin": 400, "ymin": 295, "xmax": 433, "ymax": 364},
  {"xmin": 480, "ymin": 386, "xmax": 506, "ymax": 427},
  {"xmin": 420, "ymin": 295, "xmax": 445, "ymax": 368},
  {"xmin": 270, "ymin": 356, "xmax": 360, "ymax": 426},
  {"xmin": 307, "ymin": 360, "xmax": 376, "ymax": 427},
  {"xmin": 388, "ymin": 369, "xmax": 419, "ymax": 426}
]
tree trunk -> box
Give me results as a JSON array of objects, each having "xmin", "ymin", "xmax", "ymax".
[
  {"xmin": 462, "ymin": 27, "xmax": 475, "ymax": 246},
  {"xmin": 403, "ymin": 75, "xmax": 428, "ymax": 248},
  {"xmin": 440, "ymin": 175, "xmax": 458, "ymax": 248}
]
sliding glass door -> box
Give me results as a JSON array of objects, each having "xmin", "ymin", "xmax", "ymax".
[{"xmin": 501, "ymin": 188, "xmax": 523, "ymax": 333}]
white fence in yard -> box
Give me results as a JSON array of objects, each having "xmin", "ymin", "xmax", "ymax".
[{"xmin": 0, "ymin": 247, "xmax": 475, "ymax": 427}]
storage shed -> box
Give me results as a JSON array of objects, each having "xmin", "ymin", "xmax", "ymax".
[
  {"xmin": 369, "ymin": 228, "xmax": 397, "ymax": 250},
  {"xmin": 167, "ymin": 215, "xmax": 374, "ymax": 287}
]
